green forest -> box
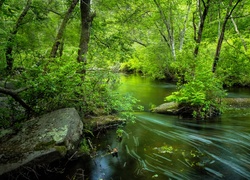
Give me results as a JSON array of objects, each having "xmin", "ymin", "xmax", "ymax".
[{"xmin": 0, "ymin": 0, "xmax": 250, "ymax": 127}]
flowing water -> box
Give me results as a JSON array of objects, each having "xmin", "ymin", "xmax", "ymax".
[{"xmin": 79, "ymin": 75, "xmax": 250, "ymax": 180}]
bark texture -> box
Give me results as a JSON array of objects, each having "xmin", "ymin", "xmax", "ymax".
[
  {"xmin": 77, "ymin": 0, "xmax": 95, "ymax": 74},
  {"xmin": 5, "ymin": 0, "xmax": 31, "ymax": 73},
  {"xmin": 212, "ymin": 0, "xmax": 242, "ymax": 73},
  {"xmin": 50, "ymin": 0, "xmax": 79, "ymax": 58},
  {"xmin": 193, "ymin": 0, "xmax": 211, "ymax": 57}
]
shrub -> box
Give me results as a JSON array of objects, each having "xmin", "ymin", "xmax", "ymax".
[{"xmin": 166, "ymin": 67, "xmax": 226, "ymax": 119}]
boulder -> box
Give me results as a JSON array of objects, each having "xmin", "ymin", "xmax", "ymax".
[
  {"xmin": 0, "ymin": 108, "xmax": 83, "ymax": 176},
  {"xmin": 151, "ymin": 102, "xmax": 179, "ymax": 114}
]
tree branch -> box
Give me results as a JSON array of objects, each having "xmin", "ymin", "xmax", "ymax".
[
  {"xmin": 131, "ymin": 39, "xmax": 147, "ymax": 47},
  {"xmin": 46, "ymin": 8, "xmax": 63, "ymax": 17},
  {"xmin": 0, "ymin": 87, "xmax": 34, "ymax": 114}
]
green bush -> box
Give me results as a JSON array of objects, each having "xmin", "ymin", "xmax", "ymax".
[
  {"xmin": 0, "ymin": 52, "xmax": 140, "ymax": 126},
  {"xmin": 166, "ymin": 59, "xmax": 226, "ymax": 119}
]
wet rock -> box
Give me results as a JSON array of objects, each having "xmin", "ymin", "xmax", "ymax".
[
  {"xmin": 0, "ymin": 108, "xmax": 83, "ymax": 176},
  {"xmin": 84, "ymin": 115, "xmax": 126, "ymax": 131},
  {"xmin": 223, "ymin": 98, "xmax": 250, "ymax": 108},
  {"xmin": 152, "ymin": 98, "xmax": 250, "ymax": 115},
  {"xmin": 151, "ymin": 102, "xmax": 179, "ymax": 115}
]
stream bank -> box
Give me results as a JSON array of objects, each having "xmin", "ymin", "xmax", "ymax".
[
  {"xmin": 152, "ymin": 97, "xmax": 250, "ymax": 115},
  {"xmin": 0, "ymin": 107, "xmax": 125, "ymax": 179},
  {"xmin": 82, "ymin": 74, "xmax": 250, "ymax": 180}
]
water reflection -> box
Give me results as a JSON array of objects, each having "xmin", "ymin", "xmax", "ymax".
[
  {"xmin": 119, "ymin": 74, "xmax": 176, "ymax": 111},
  {"xmin": 227, "ymin": 87, "xmax": 250, "ymax": 98}
]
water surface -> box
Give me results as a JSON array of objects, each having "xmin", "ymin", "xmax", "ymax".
[{"xmin": 86, "ymin": 75, "xmax": 250, "ymax": 180}]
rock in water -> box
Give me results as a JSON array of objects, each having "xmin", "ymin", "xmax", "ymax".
[
  {"xmin": 151, "ymin": 102, "xmax": 179, "ymax": 114},
  {"xmin": 0, "ymin": 108, "xmax": 83, "ymax": 176}
]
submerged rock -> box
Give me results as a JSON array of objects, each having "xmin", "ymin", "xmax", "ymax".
[{"xmin": 0, "ymin": 108, "xmax": 83, "ymax": 176}]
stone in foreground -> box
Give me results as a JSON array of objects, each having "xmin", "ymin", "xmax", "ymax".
[{"xmin": 0, "ymin": 108, "xmax": 83, "ymax": 176}]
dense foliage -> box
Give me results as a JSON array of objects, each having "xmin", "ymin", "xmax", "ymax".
[
  {"xmin": 0, "ymin": 0, "xmax": 139, "ymax": 128},
  {"xmin": 0, "ymin": 0, "xmax": 250, "ymax": 124}
]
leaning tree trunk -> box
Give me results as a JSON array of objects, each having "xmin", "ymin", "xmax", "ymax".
[
  {"xmin": 50, "ymin": 0, "xmax": 79, "ymax": 58},
  {"xmin": 193, "ymin": 0, "xmax": 210, "ymax": 57},
  {"xmin": 212, "ymin": 0, "xmax": 242, "ymax": 73},
  {"xmin": 5, "ymin": 0, "xmax": 31, "ymax": 74},
  {"xmin": 77, "ymin": 0, "xmax": 95, "ymax": 75}
]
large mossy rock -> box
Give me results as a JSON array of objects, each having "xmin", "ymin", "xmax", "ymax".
[{"xmin": 0, "ymin": 108, "xmax": 83, "ymax": 176}]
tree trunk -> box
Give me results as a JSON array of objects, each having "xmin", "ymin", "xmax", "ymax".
[
  {"xmin": 212, "ymin": 0, "xmax": 242, "ymax": 73},
  {"xmin": 50, "ymin": 0, "xmax": 79, "ymax": 58},
  {"xmin": 77, "ymin": 0, "xmax": 95, "ymax": 74},
  {"xmin": 5, "ymin": 0, "xmax": 31, "ymax": 74},
  {"xmin": 153, "ymin": 0, "xmax": 176, "ymax": 60},
  {"xmin": 193, "ymin": 0, "xmax": 210, "ymax": 57},
  {"xmin": 179, "ymin": 2, "xmax": 191, "ymax": 51}
]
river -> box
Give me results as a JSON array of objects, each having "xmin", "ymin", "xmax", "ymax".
[{"xmin": 74, "ymin": 74, "xmax": 250, "ymax": 180}]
